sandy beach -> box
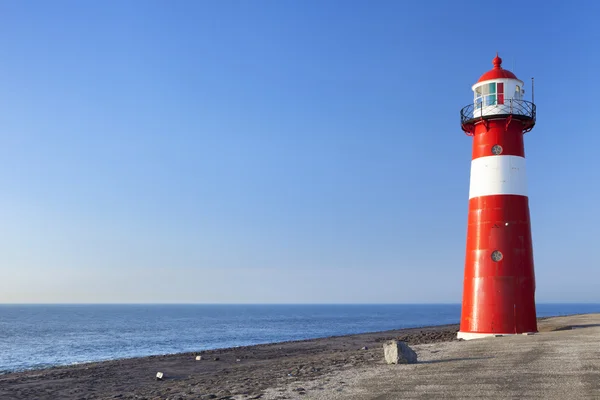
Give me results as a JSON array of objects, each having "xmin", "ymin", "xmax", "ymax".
[
  {"xmin": 0, "ymin": 322, "xmax": 460, "ymax": 400},
  {"xmin": 2, "ymin": 314, "xmax": 595, "ymax": 400}
]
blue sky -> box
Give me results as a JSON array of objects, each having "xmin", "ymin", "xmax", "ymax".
[{"xmin": 1, "ymin": 0, "xmax": 599, "ymax": 303}]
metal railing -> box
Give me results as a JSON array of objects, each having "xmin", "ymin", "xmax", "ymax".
[{"xmin": 460, "ymin": 99, "xmax": 536, "ymax": 126}]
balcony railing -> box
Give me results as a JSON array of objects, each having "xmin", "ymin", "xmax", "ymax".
[{"xmin": 460, "ymin": 99, "xmax": 536, "ymax": 133}]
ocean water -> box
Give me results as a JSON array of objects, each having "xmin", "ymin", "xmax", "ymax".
[{"xmin": 1, "ymin": 303, "xmax": 599, "ymax": 373}]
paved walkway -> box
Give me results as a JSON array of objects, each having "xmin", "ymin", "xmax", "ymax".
[{"xmin": 265, "ymin": 313, "xmax": 600, "ymax": 399}]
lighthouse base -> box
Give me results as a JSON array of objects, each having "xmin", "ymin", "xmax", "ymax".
[{"xmin": 457, "ymin": 331, "xmax": 537, "ymax": 341}]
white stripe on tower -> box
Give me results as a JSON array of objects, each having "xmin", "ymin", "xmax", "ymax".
[{"xmin": 468, "ymin": 155, "xmax": 528, "ymax": 199}]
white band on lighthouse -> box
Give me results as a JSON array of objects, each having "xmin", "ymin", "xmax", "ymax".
[{"xmin": 469, "ymin": 155, "xmax": 528, "ymax": 199}]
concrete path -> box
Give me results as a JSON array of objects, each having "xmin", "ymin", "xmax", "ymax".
[{"xmin": 265, "ymin": 314, "xmax": 600, "ymax": 399}]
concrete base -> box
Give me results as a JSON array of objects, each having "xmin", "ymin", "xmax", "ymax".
[
  {"xmin": 457, "ymin": 331, "xmax": 537, "ymax": 340},
  {"xmin": 286, "ymin": 314, "xmax": 600, "ymax": 400}
]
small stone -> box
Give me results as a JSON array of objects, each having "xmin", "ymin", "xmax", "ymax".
[
  {"xmin": 213, "ymin": 357, "xmax": 220, "ymax": 361},
  {"xmin": 196, "ymin": 355, "xmax": 202, "ymax": 360},
  {"xmin": 156, "ymin": 372, "xmax": 164, "ymax": 380},
  {"xmin": 361, "ymin": 346, "xmax": 368, "ymax": 350},
  {"xmin": 383, "ymin": 340, "xmax": 417, "ymax": 364},
  {"xmin": 236, "ymin": 359, "xmax": 241, "ymax": 362}
]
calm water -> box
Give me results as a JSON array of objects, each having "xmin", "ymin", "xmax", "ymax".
[{"xmin": 1, "ymin": 303, "xmax": 599, "ymax": 373}]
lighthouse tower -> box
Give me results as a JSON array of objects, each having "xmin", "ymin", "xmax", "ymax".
[{"xmin": 458, "ymin": 54, "xmax": 537, "ymax": 340}]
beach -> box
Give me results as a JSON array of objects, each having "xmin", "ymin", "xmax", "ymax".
[
  {"xmin": 0, "ymin": 323, "xmax": 459, "ymax": 400},
  {"xmin": 2, "ymin": 314, "xmax": 599, "ymax": 400}
]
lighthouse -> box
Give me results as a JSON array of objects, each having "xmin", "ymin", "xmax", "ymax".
[{"xmin": 458, "ymin": 54, "xmax": 537, "ymax": 340}]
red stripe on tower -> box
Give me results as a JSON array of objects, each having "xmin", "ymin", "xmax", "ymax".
[{"xmin": 458, "ymin": 54, "xmax": 537, "ymax": 340}]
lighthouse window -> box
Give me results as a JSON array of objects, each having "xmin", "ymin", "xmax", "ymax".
[
  {"xmin": 497, "ymin": 82, "xmax": 504, "ymax": 104},
  {"xmin": 478, "ymin": 82, "xmax": 505, "ymax": 106},
  {"xmin": 475, "ymin": 87, "xmax": 483, "ymax": 109},
  {"xmin": 485, "ymin": 83, "xmax": 496, "ymax": 106},
  {"xmin": 491, "ymin": 250, "xmax": 503, "ymax": 262}
]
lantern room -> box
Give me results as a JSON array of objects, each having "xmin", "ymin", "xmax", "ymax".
[
  {"xmin": 473, "ymin": 54, "xmax": 524, "ymax": 114},
  {"xmin": 460, "ymin": 54, "xmax": 536, "ymax": 135}
]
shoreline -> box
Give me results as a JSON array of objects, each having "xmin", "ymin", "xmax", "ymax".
[
  {"xmin": 1, "ymin": 321, "xmax": 462, "ymax": 399},
  {"xmin": 1, "ymin": 322, "xmax": 465, "ymax": 376},
  {"xmin": 0, "ymin": 315, "xmax": 571, "ymax": 400},
  {"xmin": 5, "ymin": 314, "xmax": 567, "ymax": 376}
]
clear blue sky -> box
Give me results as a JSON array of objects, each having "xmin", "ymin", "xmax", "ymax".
[{"xmin": 1, "ymin": 0, "xmax": 599, "ymax": 303}]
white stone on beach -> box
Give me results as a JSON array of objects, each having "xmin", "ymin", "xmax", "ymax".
[
  {"xmin": 156, "ymin": 372, "xmax": 164, "ymax": 380},
  {"xmin": 383, "ymin": 340, "xmax": 417, "ymax": 364},
  {"xmin": 196, "ymin": 355, "xmax": 202, "ymax": 360}
]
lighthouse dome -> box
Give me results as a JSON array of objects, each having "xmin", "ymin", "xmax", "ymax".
[
  {"xmin": 477, "ymin": 54, "xmax": 518, "ymax": 82},
  {"xmin": 468, "ymin": 54, "xmax": 528, "ymax": 120},
  {"xmin": 460, "ymin": 53, "xmax": 535, "ymax": 135}
]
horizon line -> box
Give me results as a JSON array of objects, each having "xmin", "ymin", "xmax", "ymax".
[{"xmin": 1, "ymin": 302, "xmax": 600, "ymax": 306}]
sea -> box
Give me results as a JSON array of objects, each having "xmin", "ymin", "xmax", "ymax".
[{"xmin": 1, "ymin": 303, "xmax": 599, "ymax": 374}]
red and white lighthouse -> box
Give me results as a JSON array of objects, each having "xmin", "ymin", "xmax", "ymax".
[{"xmin": 458, "ymin": 54, "xmax": 537, "ymax": 340}]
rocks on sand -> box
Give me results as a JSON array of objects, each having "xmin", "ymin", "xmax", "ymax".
[
  {"xmin": 383, "ymin": 340, "xmax": 417, "ymax": 364},
  {"xmin": 195, "ymin": 355, "xmax": 203, "ymax": 361},
  {"xmin": 156, "ymin": 372, "xmax": 164, "ymax": 380}
]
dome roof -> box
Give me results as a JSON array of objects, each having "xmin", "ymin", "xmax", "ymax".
[{"xmin": 477, "ymin": 54, "xmax": 518, "ymax": 83}]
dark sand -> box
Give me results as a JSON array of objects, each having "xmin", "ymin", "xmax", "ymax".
[{"xmin": 1, "ymin": 318, "xmax": 557, "ymax": 400}]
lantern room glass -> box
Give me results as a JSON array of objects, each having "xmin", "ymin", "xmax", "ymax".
[{"xmin": 475, "ymin": 82, "xmax": 505, "ymax": 108}]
